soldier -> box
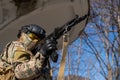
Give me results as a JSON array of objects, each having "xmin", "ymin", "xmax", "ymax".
[{"xmin": 0, "ymin": 24, "xmax": 58, "ymax": 80}]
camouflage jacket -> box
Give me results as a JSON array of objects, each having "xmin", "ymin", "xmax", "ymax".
[{"xmin": 0, "ymin": 41, "xmax": 52, "ymax": 80}]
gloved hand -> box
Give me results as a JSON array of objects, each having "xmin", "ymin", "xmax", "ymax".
[
  {"xmin": 40, "ymin": 39, "xmax": 57, "ymax": 57},
  {"xmin": 50, "ymin": 51, "xmax": 58, "ymax": 62}
]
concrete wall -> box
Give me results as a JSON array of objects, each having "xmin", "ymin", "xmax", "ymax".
[{"xmin": 0, "ymin": 0, "xmax": 89, "ymax": 51}]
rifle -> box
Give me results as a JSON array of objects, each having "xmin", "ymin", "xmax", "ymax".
[
  {"xmin": 32, "ymin": 14, "xmax": 88, "ymax": 59},
  {"xmin": 46, "ymin": 14, "xmax": 88, "ymax": 40}
]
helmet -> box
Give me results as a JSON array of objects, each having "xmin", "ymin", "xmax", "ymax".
[{"xmin": 17, "ymin": 24, "xmax": 46, "ymax": 39}]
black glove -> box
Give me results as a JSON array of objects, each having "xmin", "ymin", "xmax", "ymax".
[
  {"xmin": 40, "ymin": 39, "xmax": 57, "ymax": 57},
  {"xmin": 50, "ymin": 51, "xmax": 58, "ymax": 62}
]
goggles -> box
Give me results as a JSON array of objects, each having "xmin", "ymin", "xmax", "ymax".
[{"xmin": 27, "ymin": 33, "xmax": 41, "ymax": 41}]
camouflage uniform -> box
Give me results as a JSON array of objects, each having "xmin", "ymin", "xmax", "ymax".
[{"xmin": 0, "ymin": 41, "xmax": 52, "ymax": 80}]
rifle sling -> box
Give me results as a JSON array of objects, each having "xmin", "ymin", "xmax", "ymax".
[{"xmin": 57, "ymin": 33, "xmax": 69, "ymax": 80}]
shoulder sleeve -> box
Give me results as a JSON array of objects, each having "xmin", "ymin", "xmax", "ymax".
[
  {"xmin": 14, "ymin": 52, "xmax": 46, "ymax": 80},
  {"xmin": 14, "ymin": 50, "xmax": 31, "ymax": 62}
]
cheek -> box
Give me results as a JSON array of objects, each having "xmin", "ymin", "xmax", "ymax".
[{"xmin": 20, "ymin": 37, "xmax": 24, "ymax": 41}]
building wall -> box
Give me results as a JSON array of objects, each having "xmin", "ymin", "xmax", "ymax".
[{"xmin": 0, "ymin": 0, "xmax": 89, "ymax": 52}]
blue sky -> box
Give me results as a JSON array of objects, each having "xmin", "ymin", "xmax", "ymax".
[{"xmin": 53, "ymin": 21, "xmax": 119, "ymax": 80}]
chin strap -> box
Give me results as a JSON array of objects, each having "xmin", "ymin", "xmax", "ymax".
[{"xmin": 57, "ymin": 33, "xmax": 69, "ymax": 80}]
